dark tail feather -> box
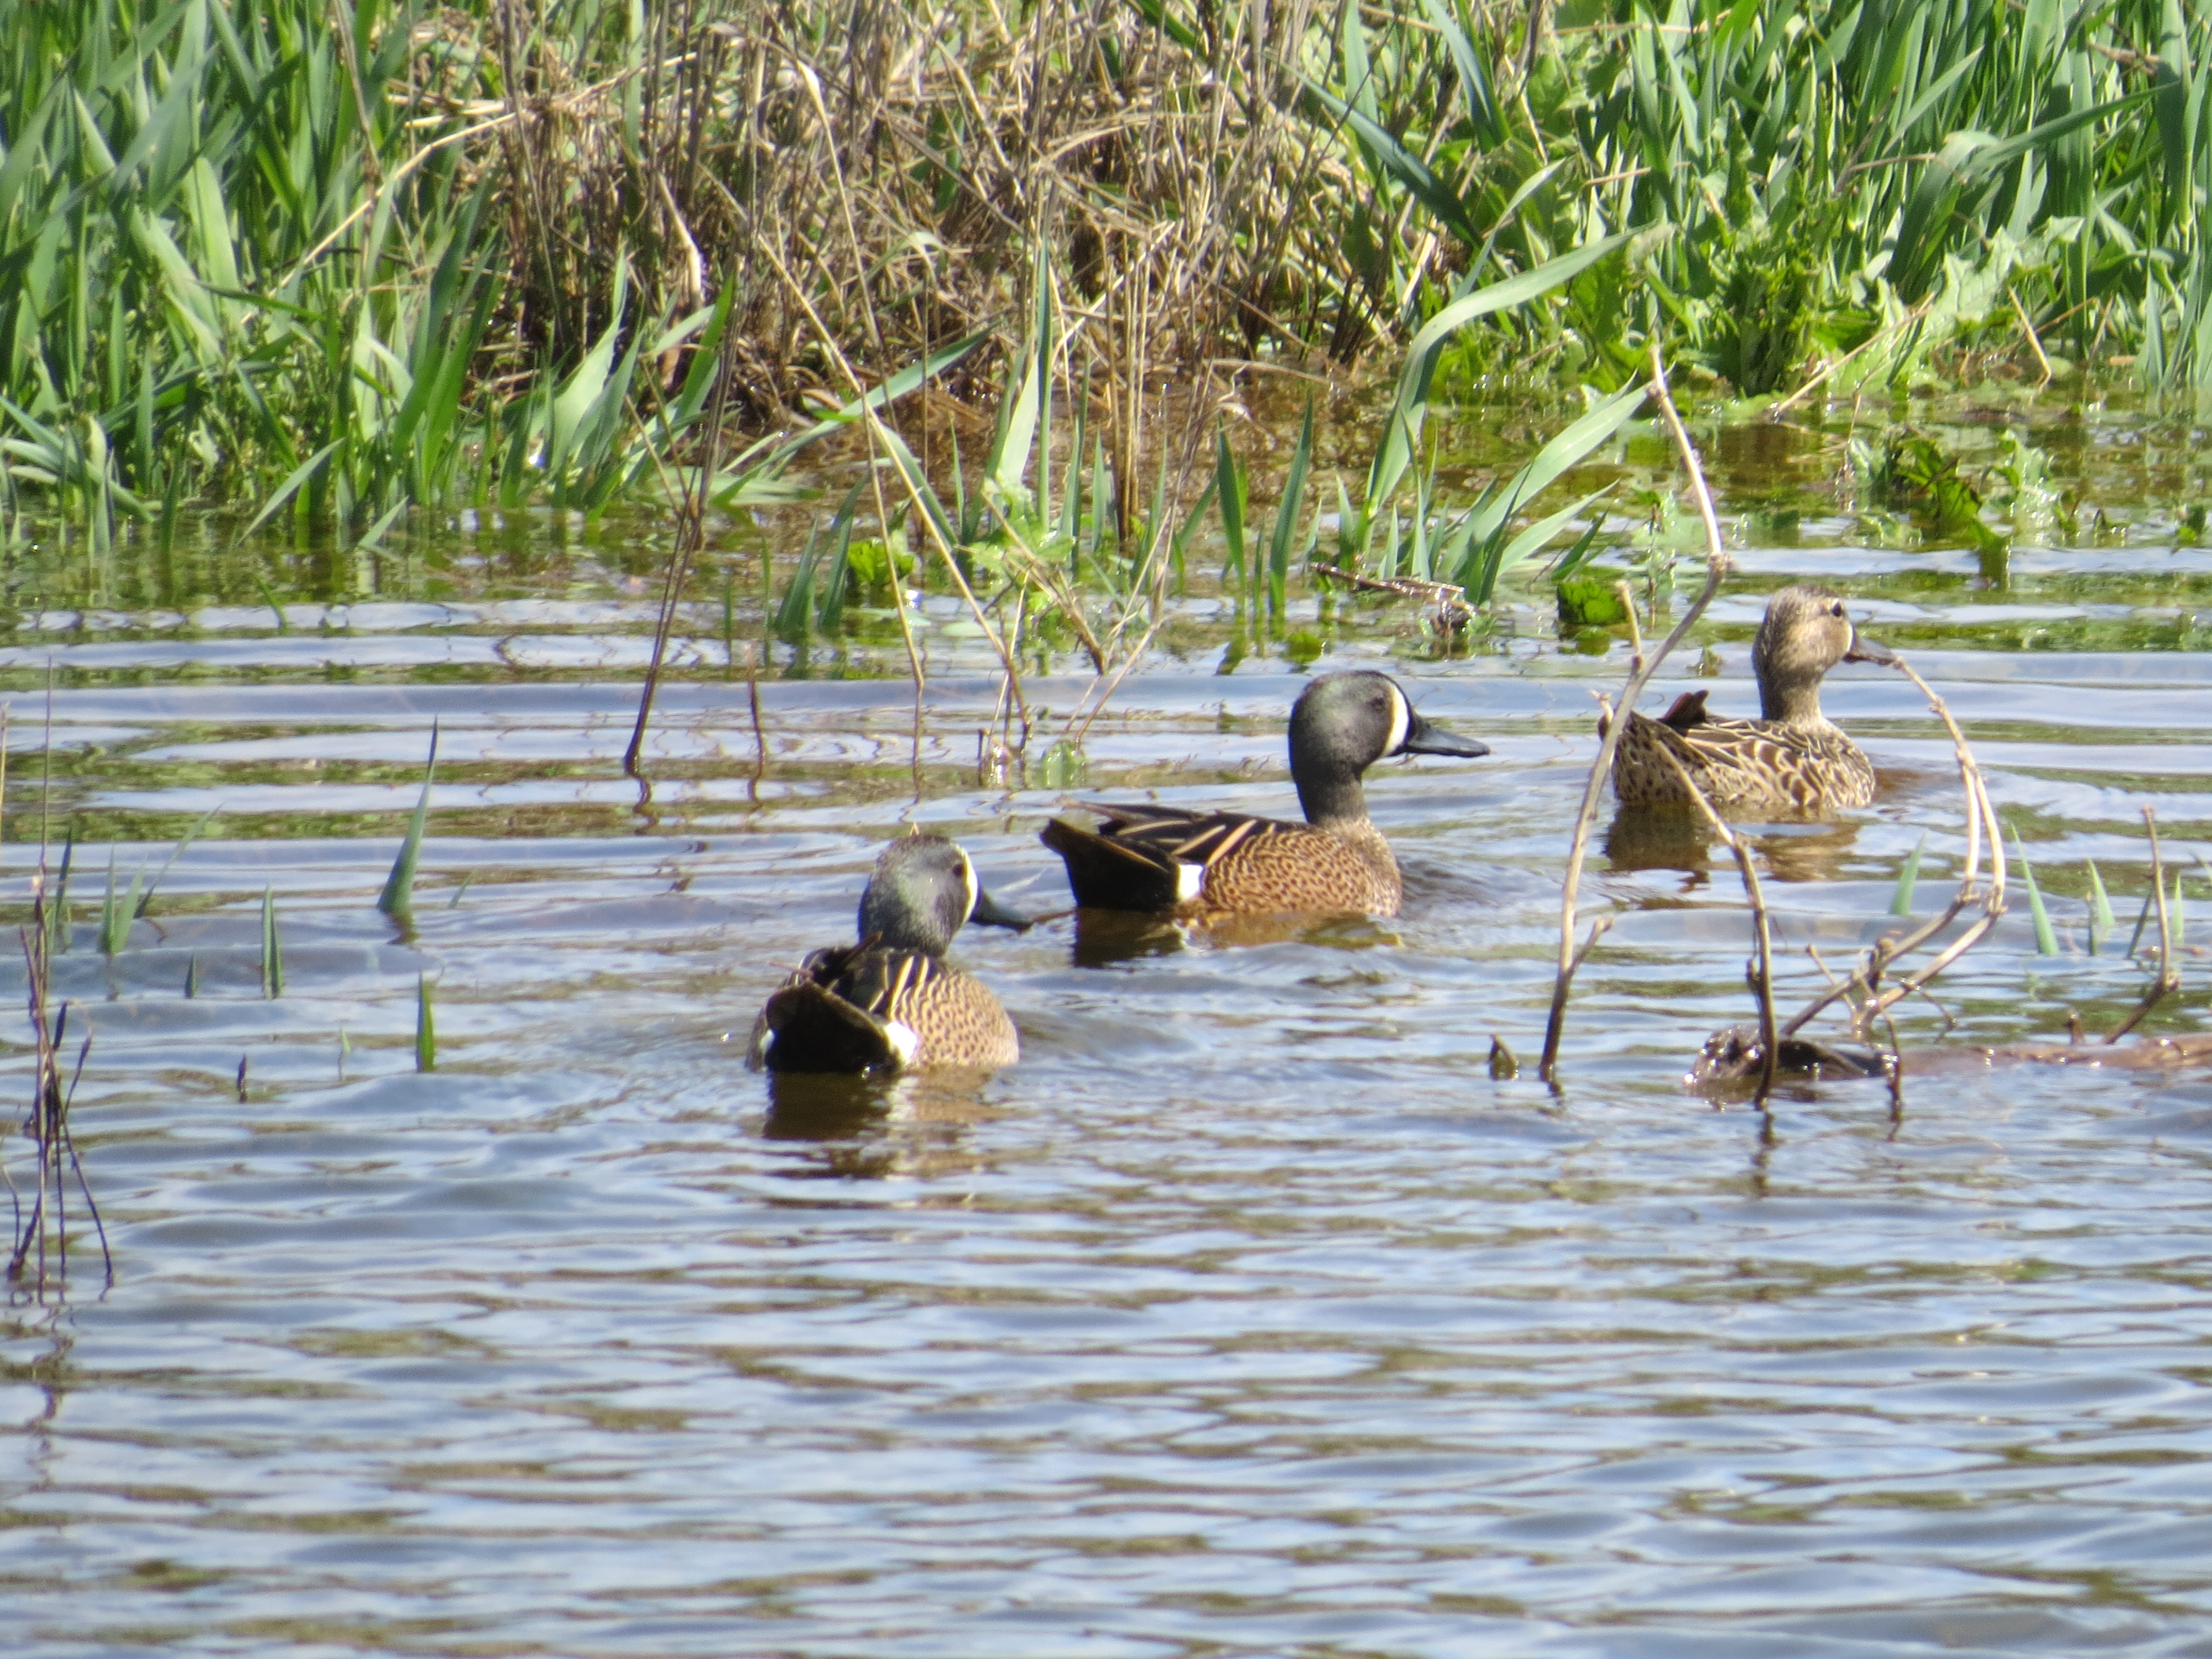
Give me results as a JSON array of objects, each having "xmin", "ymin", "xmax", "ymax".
[
  {"xmin": 1658, "ymin": 690, "xmax": 1712, "ymax": 732},
  {"xmin": 1040, "ymin": 816, "xmax": 1179, "ymax": 912},
  {"xmin": 757, "ymin": 981, "xmax": 896, "ymax": 1073}
]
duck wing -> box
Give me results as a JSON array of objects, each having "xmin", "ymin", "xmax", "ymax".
[
  {"xmin": 752, "ymin": 946, "xmax": 939, "ymax": 1073},
  {"xmin": 1041, "ymin": 804, "xmax": 1290, "ymax": 912},
  {"xmin": 1615, "ymin": 709, "xmax": 1874, "ymax": 811}
]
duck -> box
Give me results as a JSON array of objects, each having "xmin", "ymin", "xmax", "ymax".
[
  {"xmin": 1610, "ymin": 583, "xmax": 1895, "ymax": 812},
  {"xmin": 1040, "ymin": 670, "xmax": 1490, "ymax": 919},
  {"xmin": 749, "ymin": 834, "xmax": 1028, "ymax": 1073}
]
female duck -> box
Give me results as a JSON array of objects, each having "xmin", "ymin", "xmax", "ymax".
[
  {"xmin": 1041, "ymin": 670, "xmax": 1489, "ymax": 918},
  {"xmin": 750, "ymin": 834, "xmax": 1027, "ymax": 1073},
  {"xmin": 1611, "ymin": 584, "xmax": 1893, "ymax": 812}
]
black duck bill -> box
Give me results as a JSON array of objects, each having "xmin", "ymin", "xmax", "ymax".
[{"xmin": 1398, "ymin": 709, "xmax": 1490, "ymax": 759}]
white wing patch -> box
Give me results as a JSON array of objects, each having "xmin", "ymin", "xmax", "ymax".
[
  {"xmin": 884, "ymin": 1020, "xmax": 921, "ymax": 1066},
  {"xmin": 1176, "ymin": 863, "xmax": 1206, "ymax": 902},
  {"xmin": 1384, "ymin": 681, "xmax": 1412, "ymax": 756}
]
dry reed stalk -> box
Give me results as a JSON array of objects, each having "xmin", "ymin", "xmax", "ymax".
[
  {"xmin": 9, "ymin": 879, "xmax": 109, "ymax": 1290},
  {"xmin": 1538, "ymin": 345, "xmax": 1732, "ymax": 1081},
  {"xmin": 625, "ymin": 321, "xmax": 738, "ymax": 777},
  {"xmin": 757, "ymin": 237, "xmax": 1036, "ymax": 743},
  {"xmin": 2103, "ymin": 807, "xmax": 2181, "ymax": 1044},
  {"xmin": 1771, "ymin": 655, "xmax": 2005, "ymax": 1045},
  {"xmin": 1656, "ymin": 748, "xmax": 1780, "ymax": 1099},
  {"xmin": 723, "ymin": 1, "xmax": 1335, "ymax": 416},
  {"xmin": 1311, "ymin": 564, "xmax": 1475, "ymax": 623}
]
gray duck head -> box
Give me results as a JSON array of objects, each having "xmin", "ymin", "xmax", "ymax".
[
  {"xmin": 1287, "ymin": 671, "xmax": 1490, "ymax": 826},
  {"xmin": 1752, "ymin": 585, "xmax": 1893, "ymax": 724},
  {"xmin": 857, "ymin": 834, "xmax": 1030, "ymax": 954}
]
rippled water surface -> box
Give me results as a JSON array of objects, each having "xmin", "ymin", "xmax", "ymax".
[{"xmin": 14, "ymin": 394, "xmax": 2212, "ymax": 1656}]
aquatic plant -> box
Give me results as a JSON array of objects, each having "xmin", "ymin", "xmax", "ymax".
[
  {"xmin": 2013, "ymin": 830, "xmax": 2060, "ymax": 956},
  {"xmin": 416, "ymin": 975, "xmax": 437, "ymax": 1073},
  {"xmin": 12, "ymin": 0, "xmax": 2209, "ymax": 550},
  {"xmin": 377, "ymin": 724, "xmax": 440, "ymax": 918},
  {"xmin": 1891, "ymin": 834, "xmax": 1928, "ymax": 918},
  {"xmin": 260, "ymin": 886, "xmax": 284, "ymax": 999}
]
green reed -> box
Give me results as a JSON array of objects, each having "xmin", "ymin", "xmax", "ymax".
[
  {"xmin": 416, "ymin": 975, "xmax": 436, "ymax": 1072},
  {"xmin": 377, "ymin": 723, "xmax": 439, "ymax": 919},
  {"xmin": 2012, "ymin": 830, "xmax": 2059, "ymax": 956}
]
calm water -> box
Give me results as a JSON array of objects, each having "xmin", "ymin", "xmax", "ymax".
[{"xmin": 13, "ymin": 392, "xmax": 2212, "ymax": 1656}]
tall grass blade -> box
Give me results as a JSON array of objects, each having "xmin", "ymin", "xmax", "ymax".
[
  {"xmin": 377, "ymin": 722, "xmax": 441, "ymax": 917},
  {"xmin": 260, "ymin": 885, "xmax": 283, "ymax": 998},
  {"xmin": 2013, "ymin": 830, "xmax": 2059, "ymax": 955},
  {"xmin": 1215, "ymin": 430, "xmax": 1247, "ymax": 590},
  {"xmin": 137, "ymin": 806, "xmax": 220, "ymax": 916},
  {"xmin": 1265, "ymin": 401, "xmax": 1316, "ymax": 622},
  {"xmin": 2087, "ymin": 857, "xmax": 2114, "ymax": 953},
  {"xmin": 1891, "ymin": 832, "xmax": 1927, "ymax": 916},
  {"xmin": 416, "ymin": 975, "xmax": 437, "ymax": 1072}
]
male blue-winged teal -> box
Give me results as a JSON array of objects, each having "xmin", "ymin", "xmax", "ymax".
[
  {"xmin": 1610, "ymin": 583, "xmax": 1895, "ymax": 812},
  {"xmin": 1040, "ymin": 670, "xmax": 1490, "ymax": 918},
  {"xmin": 749, "ymin": 834, "xmax": 1028, "ymax": 1073}
]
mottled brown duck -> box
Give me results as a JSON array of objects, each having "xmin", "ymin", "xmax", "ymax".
[
  {"xmin": 749, "ymin": 834, "xmax": 1027, "ymax": 1074},
  {"xmin": 1611, "ymin": 584, "xmax": 1893, "ymax": 813},
  {"xmin": 1040, "ymin": 670, "xmax": 1490, "ymax": 919}
]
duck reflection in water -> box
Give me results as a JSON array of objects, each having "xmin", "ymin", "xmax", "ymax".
[
  {"xmin": 1067, "ymin": 905, "xmax": 1397, "ymax": 967},
  {"xmin": 763, "ymin": 1070, "xmax": 1001, "ymax": 1178},
  {"xmin": 1604, "ymin": 804, "xmax": 1864, "ymax": 885}
]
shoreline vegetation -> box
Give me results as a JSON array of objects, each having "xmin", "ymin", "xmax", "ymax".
[{"xmin": 4, "ymin": 0, "xmax": 2209, "ymax": 536}]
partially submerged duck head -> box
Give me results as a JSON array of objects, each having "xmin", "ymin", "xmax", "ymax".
[
  {"xmin": 1288, "ymin": 670, "xmax": 1490, "ymax": 826},
  {"xmin": 1754, "ymin": 585, "xmax": 1895, "ymax": 724}
]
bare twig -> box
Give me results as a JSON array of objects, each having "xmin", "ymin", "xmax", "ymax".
[
  {"xmin": 625, "ymin": 320, "xmax": 736, "ymax": 778},
  {"xmin": 2105, "ymin": 807, "xmax": 2180, "ymax": 1044},
  {"xmin": 1311, "ymin": 561, "xmax": 1474, "ymax": 622},
  {"xmin": 1658, "ymin": 748, "xmax": 1777, "ymax": 1098},
  {"xmin": 1748, "ymin": 654, "xmax": 2004, "ymax": 1066},
  {"xmin": 1540, "ymin": 344, "xmax": 1732, "ymax": 1080}
]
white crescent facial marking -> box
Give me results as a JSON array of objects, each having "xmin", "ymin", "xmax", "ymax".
[
  {"xmin": 1176, "ymin": 863, "xmax": 1206, "ymax": 902},
  {"xmin": 959, "ymin": 849, "xmax": 978, "ymax": 927},
  {"xmin": 1384, "ymin": 681, "xmax": 1412, "ymax": 757},
  {"xmin": 885, "ymin": 1021, "xmax": 921, "ymax": 1066},
  {"xmin": 756, "ymin": 1027, "xmax": 775, "ymax": 1058}
]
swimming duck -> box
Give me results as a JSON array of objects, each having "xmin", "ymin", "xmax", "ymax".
[
  {"xmin": 1040, "ymin": 670, "xmax": 1490, "ymax": 918},
  {"xmin": 749, "ymin": 834, "xmax": 1027, "ymax": 1073},
  {"xmin": 1610, "ymin": 584, "xmax": 1894, "ymax": 812}
]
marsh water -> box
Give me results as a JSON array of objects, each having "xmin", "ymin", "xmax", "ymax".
[{"xmin": 13, "ymin": 387, "xmax": 2212, "ymax": 1656}]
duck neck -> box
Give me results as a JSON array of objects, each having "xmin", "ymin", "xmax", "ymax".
[
  {"xmin": 1759, "ymin": 676, "xmax": 1827, "ymax": 726},
  {"xmin": 1295, "ymin": 767, "xmax": 1370, "ymax": 828}
]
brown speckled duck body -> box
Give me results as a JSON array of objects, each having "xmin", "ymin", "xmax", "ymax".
[
  {"xmin": 1611, "ymin": 585, "xmax": 1892, "ymax": 813},
  {"xmin": 1040, "ymin": 670, "xmax": 1490, "ymax": 919},
  {"xmin": 749, "ymin": 835, "xmax": 1026, "ymax": 1074}
]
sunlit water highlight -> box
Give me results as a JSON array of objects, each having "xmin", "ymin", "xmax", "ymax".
[{"xmin": 10, "ymin": 398, "xmax": 2212, "ymax": 1655}]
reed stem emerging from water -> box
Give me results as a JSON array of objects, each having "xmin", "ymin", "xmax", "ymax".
[{"xmin": 1540, "ymin": 344, "xmax": 1731, "ymax": 1082}]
